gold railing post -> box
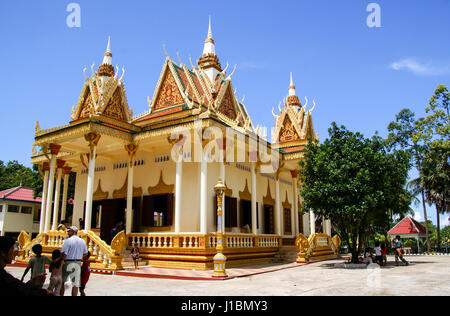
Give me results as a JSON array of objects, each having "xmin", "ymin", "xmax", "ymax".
[{"xmin": 213, "ymin": 177, "xmax": 227, "ymax": 278}]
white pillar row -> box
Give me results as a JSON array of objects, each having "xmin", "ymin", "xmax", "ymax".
[
  {"xmin": 60, "ymin": 166, "xmax": 71, "ymax": 222},
  {"xmin": 44, "ymin": 144, "xmax": 61, "ymax": 232},
  {"xmin": 125, "ymin": 144, "xmax": 138, "ymax": 235},
  {"xmin": 275, "ymin": 176, "xmax": 282, "ymax": 236},
  {"xmin": 39, "ymin": 162, "xmax": 50, "ymax": 234},
  {"xmin": 251, "ymin": 163, "xmax": 257, "ymax": 235},
  {"xmin": 84, "ymin": 133, "xmax": 101, "ymax": 232},
  {"xmin": 174, "ymin": 159, "xmax": 183, "ymax": 233},
  {"xmin": 309, "ymin": 209, "xmax": 316, "ymax": 236},
  {"xmin": 200, "ymin": 148, "xmax": 207, "ymax": 234},
  {"xmin": 51, "ymin": 159, "xmax": 65, "ymax": 230}
]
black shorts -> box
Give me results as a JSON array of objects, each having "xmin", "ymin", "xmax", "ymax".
[{"xmin": 375, "ymin": 255, "xmax": 383, "ymax": 262}]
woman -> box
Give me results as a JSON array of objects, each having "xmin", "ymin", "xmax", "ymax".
[{"xmin": 0, "ymin": 236, "xmax": 53, "ymax": 296}]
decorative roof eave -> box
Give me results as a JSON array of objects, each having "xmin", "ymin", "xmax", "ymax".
[{"xmin": 34, "ymin": 119, "xmax": 134, "ymax": 148}]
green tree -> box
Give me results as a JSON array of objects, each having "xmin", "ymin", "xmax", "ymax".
[
  {"xmin": 387, "ymin": 109, "xmax": 432, "ymax": 251},
  {"xmin": 299, "ymin": 123, "xmax": 411, "ymax": 263},
  {"xmin": 0, "ymin": 160, "xmax": 37, "ymax": 191},
  {"xmin": 415, "ymin": 85, "xmax": 450, "ymax": 250}
]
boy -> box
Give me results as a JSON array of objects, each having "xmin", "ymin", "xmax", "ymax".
[
  {"xmin": 79, "ymin": 251, "xmax": 91, "ymax": 296},
  {"xmin": 21, "ymin": 244, "xmax": 51, "ymax": 288},
  {"xmin": 394, "ymin": 235, "xmax": 409, "ymax": 266}
]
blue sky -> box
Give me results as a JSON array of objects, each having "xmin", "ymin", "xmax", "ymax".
[{"xmin": 0, "ymin": 0, "xmax": 449, "ymax": 228}]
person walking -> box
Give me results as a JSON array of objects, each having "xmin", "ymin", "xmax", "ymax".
[
  {"xmin": 0, "ymin": 236, "xmax": 52, "ymax": 296},
  {"xmin": 21, "ymin": 244, "xmax": 51, "ymax": 288},
  {"xmin": 394, "ymin": 235, "xmax": 409, "ymax": 266},
  {"xmin": 60, "ymin": 226, "xmax": 88, "ymax": 296}
]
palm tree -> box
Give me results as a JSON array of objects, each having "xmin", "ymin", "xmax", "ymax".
[{"xmin": 407, "ymin": 177, "xmax": 431, "ymax": 251}]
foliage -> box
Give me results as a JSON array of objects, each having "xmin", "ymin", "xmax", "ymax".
[
  {"xmin": 299, "ymin": 123, "xmax": 411, "ymax": 263},
  {"xmin": 0, "ymin": 160, "xmax": 38, "ymax": 191}
]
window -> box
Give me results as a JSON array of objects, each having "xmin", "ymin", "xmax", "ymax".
[
  {"xmin": 7, "ymin": 205, "xmax": 19, "ymax": 213},
  {"xmin": 21, "ymin": 206, "xmax": 33, "ymax": 214}
]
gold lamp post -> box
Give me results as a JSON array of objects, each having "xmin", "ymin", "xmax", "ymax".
[{"xmin": 213, "ymin": 177, "xmax": 227, "ymax": 278}]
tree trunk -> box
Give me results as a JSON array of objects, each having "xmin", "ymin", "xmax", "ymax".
[
  {"xmin": 436, "ymin": 206, "xmax": 441, "ymax": 252},
  {"xmin": 421, "ymin": 190, "xmax": 431, "ymax": 252}
]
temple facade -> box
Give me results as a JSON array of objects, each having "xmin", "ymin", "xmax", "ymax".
[{"xmin": 30, "ymin": 21, "xmax": 332, "ymax": 269}]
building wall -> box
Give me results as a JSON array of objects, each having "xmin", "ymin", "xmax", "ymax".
[{"xmin": 0, "ymin": 201, "xmax": 40, "ymax": 236}]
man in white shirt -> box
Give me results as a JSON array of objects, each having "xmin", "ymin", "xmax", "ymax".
[{"xmin": 60, "ymin": 226, "xmax": 88, "ymax": 296}]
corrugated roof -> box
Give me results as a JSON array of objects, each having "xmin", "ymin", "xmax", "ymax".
[{"xmin": 0, "ymin": 186, "xmax": 42, "ymax": 203}]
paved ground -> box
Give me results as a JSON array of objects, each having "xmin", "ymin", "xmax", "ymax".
[{"xmin": 6, "ymin": 255, "xmax": 450, "ymax": 296}]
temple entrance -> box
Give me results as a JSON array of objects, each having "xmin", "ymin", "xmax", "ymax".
[
  {"xmin": 240, "ymin": 199, "xmax": 252, "ymax": 232},
  {"xmin": 98, "ymin": 198, "xmax": 126, "ymax": 244},
  {"xmin": 264, "ymin": 205, "xmax": 275, "ymax": 234},
  {"xmin": 141, "ymin": 194, "xmax": 174, "ymax": 230}
]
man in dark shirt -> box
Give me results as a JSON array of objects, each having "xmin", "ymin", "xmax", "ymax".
[
  {"xmin": 0, "ymin": 236, "xmax": 53, "ymax": 296},
  {"xmin": 394, "ymin": 235, "xmax": 409, "ymax": 266}
]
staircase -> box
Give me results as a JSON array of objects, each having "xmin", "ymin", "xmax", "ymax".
[
  {"xmin": 272, "ymin": 246, "xmax": 298, "ymax": 263},
  {"xmin": 120, "ymin": 247, "xmax": 145, "ymax": 268}
]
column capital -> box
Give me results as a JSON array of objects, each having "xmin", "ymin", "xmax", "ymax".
[
  {"xmin": 56, "ymin": 159, "xmax": 66, "ymax": 169},
  {"xmin": 290, "ymin": 170, "xmax": 298, "ymax": 179},
  {"xmin": 43, "ymin": 162, "xmax": 50, "ymax": 172},
  {"xmin": 63, "ymin": 166, "xmax": 72, "ymax": 175},
  {"xmin": 49, "ymin": 144, "xmax": 62, "ymax": 155},
  {"xmin": 125, "ymin": 144, "xmax": 139, "ymax": 164},
  {"xmin": 84, "ymin": 133, "xmax": 101, "ymax": 152}
]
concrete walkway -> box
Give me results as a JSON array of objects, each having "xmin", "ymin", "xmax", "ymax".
[{"xmin": 5, "ymin": 255, "xmax": 450, "ymax": 296}]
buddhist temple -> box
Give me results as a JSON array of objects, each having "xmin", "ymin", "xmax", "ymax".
[{"xmin": 28, "ymin": 20, "xmax": 334, "ymax": 270}]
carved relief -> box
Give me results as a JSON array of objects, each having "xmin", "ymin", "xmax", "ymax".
[
  {"xmin": 218, "ymin": 87, "xmax": 237, "ymax": 120},
  {"xmin": 279, "ymin": 116, "xmax": 300, "ymax": 143},
  {"xmin": 80, "ymin": 93, "xmax": 94, "ymax": 119},
  {"xmin": 154, "ymin": 70, "xmax": 184, "ymax": 110},
  {"xmin": 103, "ymin": 88, "xmax": 125, "ymax": 120}
]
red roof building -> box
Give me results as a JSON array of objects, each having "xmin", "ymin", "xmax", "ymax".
[
  {"xmin": 0, "ymin": 186, "xmax": 42, "ymax": 204},
  {"xmin": 1, "ymin": 186, "xmax": 42, "ymax": 237},
  {"xmin": 388, "ymin": 215, "xmax": 427, "ymax": 238}
]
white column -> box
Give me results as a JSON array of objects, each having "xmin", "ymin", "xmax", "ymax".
[
  {"xmin": 200, "ymin": 151, "xmax": 207, "ymax": 234},
  {"xmin": 44, "ymin": 155, "xmax": 57, "ymax": 232},
  {"xmin": 126, "ymin": 161, "xmax": 134, "ymax": 235},
  {"xmin": 51, "ymin": 163, "xmax": 63, "ymax": 230},
  {"xmin": 251, "ymin": 163, "xmax": 257, "ymax": 235},
  {"xmin": 220, "ymin": 161, "xmax": 225, "ymax": 233},
  {"xmin": 174, "ymin": 160, "xmax": 182, "ymax": 233},
  {"xmin": 293, "ymin": 182, "xmax": 299, "ymax": 236},
  {"xmin": 325, "ymin": 219, "xmax": 332, "ymax": 236},
  {"xmin": 303, "ymin": 213, "xmax": 310, "ymax": 236},
  {"xmin": 84, "ymin": 148, "xmax": 97, "ymax": 232},
  {"xmin": 60, "ymin": 167, "xmax": 71, "ymax": 222},
  {"xmin": 309, "ymin": 209, "xmax": 316, "ymax": 236},
  {"xmin": 39, "ymin": 164, "xmax": 49, "ymax": 234},
  {"xmin": 0, "ymin": 205, "xmax": 6, "ymax": 236},
  {"xmin": 275, "ymin": 177, "xmax": 281, "ymax": 236}
]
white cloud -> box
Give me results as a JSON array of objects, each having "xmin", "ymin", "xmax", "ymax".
[
  {"xmin": 390, "ymin": 58, "xmax": 450, "ymax": 76},
  {"xmin": 440, "ymin": 215, "xmax": 450, "ymax": 229},
  {"xmin": 414, "ymin": 211, "xmax": 422, "ymax": 222}
]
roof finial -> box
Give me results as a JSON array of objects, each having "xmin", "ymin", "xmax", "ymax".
[
  {"xmin": 106, "ymin": 36, "xmax": 111, "ymax": 54},
  {"xmin": 207, "ymin": 15, "xmax": 213, "ymax": 40}
]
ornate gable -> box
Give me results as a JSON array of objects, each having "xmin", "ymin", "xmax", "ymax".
[
  {"xmin": 217, "ymin": 85, "xmax": 238, "ymax": 121},
  {"xmin": 279, "ymin": 115, "xmax": 300, "ymax": 143},
  {"xmin": 153, "ymin": 64, "xmax": 185, "ymax": 111}
]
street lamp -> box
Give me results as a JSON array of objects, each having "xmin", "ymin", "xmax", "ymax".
[{"xmin": 213, "ymin": 177, "xmax": 227, "ymax": 278}]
